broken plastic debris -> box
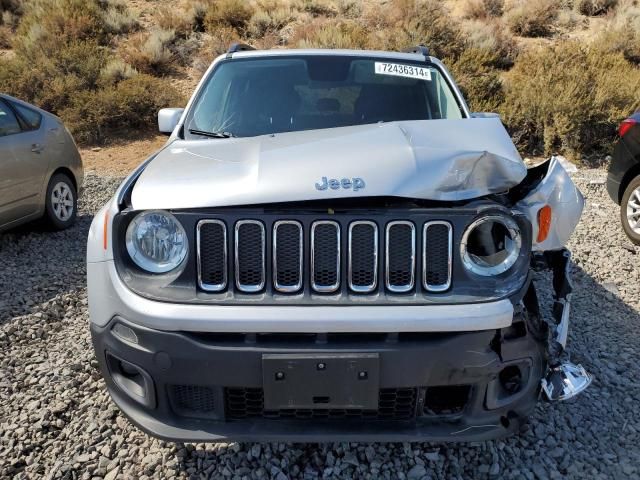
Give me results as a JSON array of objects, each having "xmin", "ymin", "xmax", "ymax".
[
  {"xmin": 556, "ymin": 155, "xmax": 578, "ymax": 173},
  {"xmin": 541, "ymin": 363, "xmax": 592, "ymax": 401}
]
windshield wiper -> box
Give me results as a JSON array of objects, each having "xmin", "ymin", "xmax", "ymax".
[{"xmin": 188, "ymin": 129, "xmax": 236, "ymax": 138}]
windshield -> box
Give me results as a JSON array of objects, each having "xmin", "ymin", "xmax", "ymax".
[{"xmin": 185, "ymin": 55, "xmax": 465, "ymax": 139}]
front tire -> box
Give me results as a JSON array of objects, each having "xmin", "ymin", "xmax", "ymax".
[{"xmin": 44, "ymin": 173, "xmax": 77, "ymax": 230}]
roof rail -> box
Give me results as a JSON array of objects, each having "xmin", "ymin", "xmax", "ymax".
[
  {"xmin": 226, "ymin": 43, "xmax": 256, "ymax": 57},
  {"xmin": 402, "ymin": 45, "xmax": 430, "ymax": 58}
]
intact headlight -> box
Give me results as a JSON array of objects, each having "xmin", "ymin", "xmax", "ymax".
[
  {"xmin": 460, "ymin": 214, "xmax": 522, "ymax": 276},
  {"xmin": 125, "ymin": 210, "xmax": 188, "ymax": 273}
]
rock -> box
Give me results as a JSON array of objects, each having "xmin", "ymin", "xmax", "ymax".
[
  {"xmin": 104, "ymin": 466, "xmax": 119, "ymax": 480},
  {"xmin": 407, "ymin": 465, "xmax": 427, "ymax": 479}
]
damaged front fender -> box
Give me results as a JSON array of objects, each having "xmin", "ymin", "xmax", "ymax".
[{"xmin": 515, "ymin": 156, "xmax": 585, "ymax": 251}]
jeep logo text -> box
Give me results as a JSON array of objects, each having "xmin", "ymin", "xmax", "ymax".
[{"xmin": 315, "ymin": 176, "xmax": 366, "ymax": 192}]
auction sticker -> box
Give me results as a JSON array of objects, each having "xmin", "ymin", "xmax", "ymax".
[{"xmin": 374, "ymin": 62, "xmax": 432, "ymax": 81}]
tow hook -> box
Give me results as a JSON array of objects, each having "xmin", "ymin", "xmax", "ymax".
[
  {"xmin": 542, "ymin": 363, "xmax": 592, "ymax": 401},
  {"xmin": 534, "ymin": 249, "xmax": 593, "ymax": 402}
]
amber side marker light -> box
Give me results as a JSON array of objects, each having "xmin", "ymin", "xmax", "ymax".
[
  {"xmin": 537, "ymin": 205, "xmax": 552, "ymax": 243},
  {"xmin": 103, "ymin": 212, "xmax": 109, "ymax": 250}
]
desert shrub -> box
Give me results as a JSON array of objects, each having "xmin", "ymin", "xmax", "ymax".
[
  {"xmin": 500, "ymin": 42, "xmax": 640, "ymax": 159},
  {"xmin": 248, "ymin": 6, "xmax": 294, "ymax": 38},
  {"xmin": 101, "ymin": 1, "xmax": 138, "ymax": 34},
  {"xmin": 505, "ymin": 0, "xmax": 559, "ymax": 37},
  {"xmin": 336, "ymin": 0, "xmax": 361, "ymax": 18},
  {"xmin": 156, "ymin": 6, "xmax": 195, "ymax": 38},
  {"xmin": 0, "ymin": 40, "xmax": 107, "ymax": 112},
  {"xmin": 0, "ymin": 0, "xmax": 22, "ymax": 16},
  {"xmin": 449, "ymin": 48, "xmax": 504, "ymax": 113},
  {"xmin": 461, "ymin": 19, "xmax": 518, "ymax": 67},
  {"xmin": 595, "ymin": 0, "xmax": 640, "ymax": 63},
  {"xmin": 294, "ymin": 19, "xmax": 367, "ymax": 49},
  {"xmin": 462, "ymin": 0, "xmax": 504, "ymax": 19},
  {"xmin": 205, "ymin": 0, "xmax": 254, "ymax": 34},
  {"xmin": 390, "ymin": 0, "xmax": 465, "ymax": 59},
  {"xmin": 1, "ymin": 9, "xmax": 20, "ymax": 29},
  {"xmin": 0, "ymin": 25, "xmax": 10, "ymax": 47},
  {"xmin": 192, "ymin": 27, "xmax": 239, "ymax": 74},
  {"xmin": 293, "ymin": 0, "xmax": 337, "ymax": 17},
  {"xmin": 99, "ymin": 57, "xmax": 137, "ymax": 85},
  {"xmin": 576, "ymin": 0, "xmax": 618, "ymax": 15},
  {"xmin": 121, "ymin": 29, "xmax": 176, "ymax": 75},
  {"xmin": 16, "ymin": 0, "xmax": 108, "ymax": 50},
  {"xmin": 61, "ymin": 74, "xmax": 184, "ymax": 143}
]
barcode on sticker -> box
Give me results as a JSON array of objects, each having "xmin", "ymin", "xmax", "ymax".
[{"xmin": 374, "ymin": 62, "xmax": 432, "ymax": 81}]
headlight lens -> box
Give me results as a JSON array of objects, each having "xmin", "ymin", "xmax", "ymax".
[
  {"xmin": 125, "ymin": 211, "xmax": 188, "ymax": 273},
  {"xmin": 461, "ymin": 214, "xmax": 522, "ymax": 276}
]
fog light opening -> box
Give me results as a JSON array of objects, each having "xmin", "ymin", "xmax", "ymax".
[
  {"xmin": 104, "ymin": 352, "xmax": 156, "ymax": 408},
  {"xmin": 499, "ymin": 365, "xmax": 523, "ymax": 395},
  {"xmin": 423, "ymin": 385, "xmax": 472, "ymax": 416},
  {"xmin": 119, "ymin": 359, "xmax": 142, "ymax": 379}
]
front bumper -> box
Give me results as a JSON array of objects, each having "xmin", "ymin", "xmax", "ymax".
[{"xmin": 91, "ymin": 311, "xmax": 546, "ymax": 442}]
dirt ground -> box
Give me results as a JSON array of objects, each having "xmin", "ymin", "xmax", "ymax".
[{"xmin": 79, "ymin": 135, "xmax": 168, "ymax": 176}]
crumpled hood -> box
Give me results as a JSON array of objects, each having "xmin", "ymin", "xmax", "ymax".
[{"xmin": 131, "ymin": 118, "xmax": 526, "ymax": 210}]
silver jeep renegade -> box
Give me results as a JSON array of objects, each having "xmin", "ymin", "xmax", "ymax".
[{"xmin": 87, "ymin": 45, "xmax": 591, "ymax": 442}]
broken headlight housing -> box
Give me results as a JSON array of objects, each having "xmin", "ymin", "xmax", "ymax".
[
  {"xmin": 460, "ymin": 214, "xmax": 522, "ymax": 276},
  {"xmin": 125, "ymin": 210, "xmax": 188, "ymax": 273}
]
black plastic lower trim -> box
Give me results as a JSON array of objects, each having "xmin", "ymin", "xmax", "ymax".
[{"xmin": 91, "ymin": 309, "xmax": 546, "ymax": 442}]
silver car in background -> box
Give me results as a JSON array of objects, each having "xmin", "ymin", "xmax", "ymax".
[{"xmin": 0, "ymin": 94, "xmax": 83, "ymax": 232}]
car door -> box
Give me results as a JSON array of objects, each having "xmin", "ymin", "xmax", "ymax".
[{"xmin": 0, "ymin": 99, "xmax": 47, "ymax": 227}]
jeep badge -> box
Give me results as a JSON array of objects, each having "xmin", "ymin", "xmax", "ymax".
[{"xmin": 315, "ymin": 176, "xmax": 366, "ymax": 192}]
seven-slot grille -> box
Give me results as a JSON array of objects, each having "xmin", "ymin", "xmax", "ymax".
[{"xmin": 197, "ymin": 218, "xmax": 452, "ymax": 295}]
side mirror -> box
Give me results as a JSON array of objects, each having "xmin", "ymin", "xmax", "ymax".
[
  {"xmin": 471, "ymin": 112, "xmax": 500, "ymax": 119},
  {"xmin": 158, "ymin": 108, "xmax": 184, "ymax": 135}
]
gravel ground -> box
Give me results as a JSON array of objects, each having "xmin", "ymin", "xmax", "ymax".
[{"xmin": 1, "ymin": 169, "xmax": 639, "ymax": 480}]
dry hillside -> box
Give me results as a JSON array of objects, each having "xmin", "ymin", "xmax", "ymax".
[{"xmin": 1, "ymin": 0, "xmax": 640, "ymax": 163}]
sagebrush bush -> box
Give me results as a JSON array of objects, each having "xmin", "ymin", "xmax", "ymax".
[
  {"xmin": 0, "ymin": 25, "xmax": 10, "ymax": 47},
  {"xmin": 102, "ymin": 1, "xmax": 138, "ymax": 34},
  {"xmin": 61, "ymin": 74, "xmax": 184, "ymax": 143},
  {"xmin": 595, "ymin": 0, "xmax": 640, "ymax": 63},
  {"xmin": 156, "ymin": 6, "xmax": 195, "ymax": 38},
  {"xmin": 295, "ymin": 19, "xmax": 368, "ymax": 49},
  {"xmin": 99, "ymin": 57, "xmax": 137, "ymax": 85},
  {"xmin": 0, "ymin": 40, "xmax": 107, "ymax": 112},
  {"xmin": 462, "ymin": 0, "xmax": 504, "ymax": 19},
  {"xmin": 121, "ymin": 29, "xmax": 176, "ymax": 74},
  {"xmin": 461, "ymin": 19, "xmax": 518, "ymax": 67},
  {"xmin": 449, "ymin": 47, "xmax": 505, "ymax": 113},
  {"xmin": 192, "ymin": 26, "xmax": 239, "ymax": 74},
  {"xmin": 505, "ymin": 0, "xmax": 559, "ymax": 37},
  {"xmin": 577, "ymin": 0, "xmax": 618, "ymax": 15},
  {"xmin": 205, "ymin": 0, "xmax": 254, "ymax": 33},
  {"xmin": 0, "ymin": 0, "xmax": 22, "ymax": 15},
  {"xmin": 500, "ymin": 43, "xmax": 640, "ymax": 159},
  {"xmin": 294, "ymin": 0, "xmax": 337, "ymax": 17},
  {"xmin": 248, "ymin": 6, "xmax": 294, "ymax": 38},
  {"xmin": 16, "ymin": 0, "xmax": 107, "ymax": 50},
  {"xmin": 0, "ymin": 0, "xmax": 181, "ymax": 144}
]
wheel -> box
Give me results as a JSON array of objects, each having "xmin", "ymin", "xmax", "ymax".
[
  {"xmin": 44, "ymin": 173, "xmax": 77, "ymax": 230},
  {"xmin": 621, "ymin": 175, "xmax": 640, "ymax": 245}
]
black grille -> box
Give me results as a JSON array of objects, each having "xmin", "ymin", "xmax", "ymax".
[
  {"xmin": 423, "ymin": 222, "xmax": 452, "ymax": 291},
  {"xmin": 197, "ymin": 221, "xmax": 227, "ymax": 291},
  {"xmin": 311, "ymin": 221, "xmax": 340, "ymax": 292},
  {"xmin": 196, "ymin": 216, "xmax": 454, "ymax": 297},
  {"xmin": 225, "ymin": 387, "xmax": 417, "ymax": 421},
  {"xmin": 235, "ymin": 221, "xmax": 265, "ymax": 291},
  {"xmin": 349, "ymin": 222, "xmax": 377, "ymax": 292},
  {"xmin": 386, "ymin": 222, "xmax": 415, "ymax": 292},
  {"xmin": 273, "ymin": 221, "xmax": 303, "ymax": 292},
  {"xmin": 169, "ymin": 385, "xmax": 218, "ymax": 419}
]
